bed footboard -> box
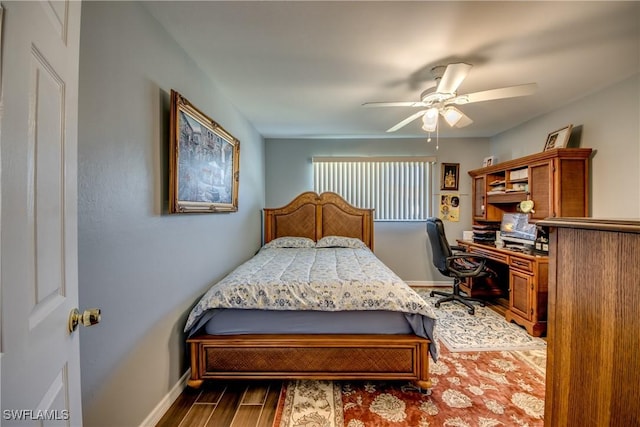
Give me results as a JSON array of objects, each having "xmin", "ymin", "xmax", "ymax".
[{"xmin": 187, "ymin": 334, "xmax": 431, "ymax": 390}]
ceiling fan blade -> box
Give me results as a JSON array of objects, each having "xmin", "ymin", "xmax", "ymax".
[
  {"xmin": 362, "ymin": 101, "xmax": 426, "ymax": 108},
  {"xmin": 436, "ymin": 63, "xmax": 472, "ymax": 94},
  {"xmin": 452, "ymin": 83, "xmax": 538, "ymax": 104},
  {"xmin": 386, "ymin": 110, "xmax": 426, "ymax": 132}
]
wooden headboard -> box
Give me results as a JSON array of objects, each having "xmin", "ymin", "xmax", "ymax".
[{"xmin": 263, "ymin": 192, "xmax": 374, "ymax": 250}]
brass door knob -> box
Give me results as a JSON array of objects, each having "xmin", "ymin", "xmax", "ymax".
[{"xmin": 68, "ymin": 308, "xmax": 101, "ymax": 333}]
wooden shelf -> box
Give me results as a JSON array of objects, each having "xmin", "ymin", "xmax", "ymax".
[
  {"xmin": 486, "ymin": 191, "xmax": 528, "ymax": 204},
  {"xmin": 469, "ymin": 148, "xmax": 592, "ymax": 222}
]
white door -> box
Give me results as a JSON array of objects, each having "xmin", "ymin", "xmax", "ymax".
[{"xmin": 1, "ymin": 1, "xmax": 84, "ymax": 425}]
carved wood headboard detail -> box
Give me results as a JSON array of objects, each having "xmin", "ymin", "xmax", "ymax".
[{"xmin": 263, "ymin": 192, "xmax": 374, "ymax": 250}]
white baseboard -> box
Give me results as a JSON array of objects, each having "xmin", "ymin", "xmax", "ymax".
[
  {"xmin": 139, "ymin": 369, "xmax": 190, "ymax": 427},
  {"xmin": 406, "ymin": 280, "xmax": 453, "ymax": 288}
]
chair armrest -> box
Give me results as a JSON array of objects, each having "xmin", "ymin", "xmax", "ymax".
[
  {"xmin": 450, "ymin": 245, "xmax": 467, "ymax": 252},
  {"xmin": 445, "ymin": 253, "xmax": 488, "ymax": 277}
]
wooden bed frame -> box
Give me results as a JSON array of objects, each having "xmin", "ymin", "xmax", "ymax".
[{"xmin": 187, "ymin": 192, "xmax": 432, "ymax": 389}]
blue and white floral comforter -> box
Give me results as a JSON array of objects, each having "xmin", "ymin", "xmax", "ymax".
[{"xmin": 185, "ymin": 246, "xmax": 439, "ymax": 359}]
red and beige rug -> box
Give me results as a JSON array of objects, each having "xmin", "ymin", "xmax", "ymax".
[{"xmin": 272, "ymin": 342, "xmax": 546, "ymax": 427}]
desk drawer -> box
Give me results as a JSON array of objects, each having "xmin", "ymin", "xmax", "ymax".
[
  {"xmin": 472, "ymin": 248, "xmax": 508, "ymax": 264},
  {"xmin": 509, "ymin": 256, "xmax": 533, "ymax": 272}
]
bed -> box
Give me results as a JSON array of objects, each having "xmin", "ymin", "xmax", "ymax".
[{"xmin": 185, "ymin": 191, "xmax": 437, "ymax": 390}]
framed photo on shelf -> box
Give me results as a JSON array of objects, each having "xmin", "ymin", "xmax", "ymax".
[
  {"xmin": 482, "ymin": 156, "xmax": 497, "ymax": 167},
  {"xmin": 440, "ymin": 163, "xmax": 460, "ymax": 191},
  {"xmin": 169, "ymin": 89, "xmax": 240, "ymax": 213},
  {"xmin": 543, "ymin": 124, "xmax": 573, "ymax": 151}
]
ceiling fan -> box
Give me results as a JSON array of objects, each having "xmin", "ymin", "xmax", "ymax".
[{"xmin": 363, "ymin": 63, "xmax": 538, "ymax": 133}]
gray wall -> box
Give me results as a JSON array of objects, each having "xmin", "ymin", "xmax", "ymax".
[
  {"xmin": 264, "ymin": 137, "xmax": 490, "ymax": 282},
  {"xmin": 491, "ymin": 73, "xmax": 640, "ymax": 218},
  {"xmin": 77, "ymin": 3, "xmax": 265, "ymax": 426}
]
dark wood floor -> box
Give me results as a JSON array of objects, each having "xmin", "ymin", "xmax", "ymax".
[{"xmin": 155, "ymin": 380, "xmax": 282, "ymax": 427}]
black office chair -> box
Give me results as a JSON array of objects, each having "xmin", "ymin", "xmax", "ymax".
[{"xmin": 426, "ymin": 217, "xmax": 493, "ymax": 315}]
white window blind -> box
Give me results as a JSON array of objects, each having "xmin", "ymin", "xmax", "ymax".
[{"xmin": 313, "ymin": 157, "xmax": 435, "ymax": 221}]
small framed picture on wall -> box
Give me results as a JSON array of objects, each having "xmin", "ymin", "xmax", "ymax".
[{"xmin": 440, "ymin": 163, "xmax": 460, "ymax": 191}]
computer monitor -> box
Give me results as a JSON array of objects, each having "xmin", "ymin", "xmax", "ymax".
[{"xmin": 500, "ymin": 213, "xmax": 537, "ymax": 245}]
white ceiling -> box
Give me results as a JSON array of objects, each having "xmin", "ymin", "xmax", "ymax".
[{"xmin": 144, "ymin": 1, "xmax": 640, "ymax": 139}]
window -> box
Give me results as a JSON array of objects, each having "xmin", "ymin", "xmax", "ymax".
[{"xmin": 313, "ymin": 157, "xmax": 435, "ymax": 221}]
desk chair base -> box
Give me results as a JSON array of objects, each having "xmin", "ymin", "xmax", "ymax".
[{"xmin": 430, "ymin": 284, "xmax": 485, "ymax": 315}]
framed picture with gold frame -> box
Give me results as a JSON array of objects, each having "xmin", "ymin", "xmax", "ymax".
[
  {"xmin": 440, "ymin": 163, "xmax": 460, "ymax": 191},
  {"xmin": 169, "ymin": 89, "xmax": 240, "ymax": 213}
]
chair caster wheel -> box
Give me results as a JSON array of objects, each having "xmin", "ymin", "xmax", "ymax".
[
  {"xmin": 429, "ymin": 291, "xmax": 435, "ymax": 297},
  {"xmin": 468, "ymin": 309, "xmax": 475, "ymax": 315},
  {"xmin": 434, "ymin": 302, "xmax": 440, "ymax": 308}
]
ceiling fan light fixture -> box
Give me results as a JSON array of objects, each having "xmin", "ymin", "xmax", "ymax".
[
  {"xmin": 422, "ymin": 107, "xmax": 439, "ymax": 132},
  {"xmin": 422, "ymin": 123, "xmax": 437, "ymax": 132},
  {"xmin": 443, "ymin": 107, "xmax": 463, "ymax": 127}
]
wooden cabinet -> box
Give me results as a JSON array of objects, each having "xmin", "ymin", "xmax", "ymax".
[
  {"xmin": 539, "ymin": 218, "xmax": 640, "ymax": 426},
  {"xmin": 508, "ymin": 269, "xmax": 532, "ymax": 319},
  {"xmin": 468, "ymin": 148, "xmax": 592, "ymax": 223},
  {"xmin": 505, "ymin": 254, "xmax": 548, "ymax": 336},
  {"xmin": 472, "ymin": 175, "xmax": 486, "ymax": 220},
  {"xmin": 528, "ymin": 161, "xmax": 552, "ymax": 220}
]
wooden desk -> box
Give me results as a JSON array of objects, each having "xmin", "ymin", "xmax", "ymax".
[{"xmin": 457, "ymin": 240, "xmax": 549, "ymax": 337}]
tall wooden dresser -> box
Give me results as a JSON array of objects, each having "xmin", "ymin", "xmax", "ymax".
[{"xmin": 539, "ymin": 218, "xmax": 640, "ymax": 426}]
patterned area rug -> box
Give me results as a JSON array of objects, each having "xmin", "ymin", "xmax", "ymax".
[
  {"xmin": 273, "ymin": 343, "xmax": 546, "ymax": 427},
  {"xmin": 273, "ymin": 288, "xmax": 548, "ymax": 427},
  {"xmin": 273, "ymin": 380, "xmax": 343, "ymax": 427},
  {"xmin": 415, "ymin": 288, "xmax": 547, "ymax": 352}
]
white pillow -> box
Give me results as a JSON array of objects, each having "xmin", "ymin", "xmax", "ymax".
[
  {"xmin": 263, "ymin": 236, "xmax": 316, "ymax": 249},
  {"xmin": 316, "ymin": 236, "xmax": 368, "ymax": 249}
]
